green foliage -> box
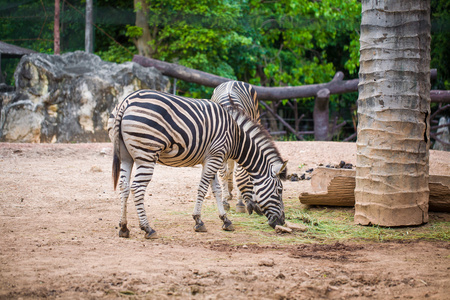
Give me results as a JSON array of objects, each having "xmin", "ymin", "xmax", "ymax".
[
  {"xmin": 96, "ymin": 45, "xmax": 136, "ymax": 64},
  {"xmin": 246, "ymin": 0, "xmax": 361, "ymax": 86},
  {"xmin": 125, "ymin": 25, "xmax": 143, "ymax": 39},
  {"xmin": 139, "ymin": 0, "xmax": 248, "ymax": 97},
  {"xmin": 431, "ymin": 0, "xmax": 450, "ymax": 90},
  {"xmin": 2, "ymin": 0, "xmax": 448, "ymax": 140}
]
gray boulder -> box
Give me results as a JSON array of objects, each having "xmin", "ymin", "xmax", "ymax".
[
  {"xmin": 0, "ymin": 51, "xmax": 169, "ymax": 143},
  {"xmin": 433, "ymin": 116, "xmax": 450, "ymax": 151}
]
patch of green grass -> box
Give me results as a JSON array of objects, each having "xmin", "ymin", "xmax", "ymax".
[
  {"xmin": 161, "ymin": 196, "xmax": 450, "ymax": 245},
  {"xmin": 284, "ymin": 199, "xmax": 450, "ymax": 243}
]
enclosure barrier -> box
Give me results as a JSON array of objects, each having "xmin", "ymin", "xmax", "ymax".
[{"xmin": 133, "ymin": 55, "xmax": 449, "ymax": 143}]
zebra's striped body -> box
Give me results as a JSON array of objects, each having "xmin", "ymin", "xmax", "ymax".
[
  {"xmin": 210, "ymin": 81, "xmax": 262, "ymax": 214},
  {"xmin": 109, "ymin": 90, "xmax": 286, "ymax": 238}
]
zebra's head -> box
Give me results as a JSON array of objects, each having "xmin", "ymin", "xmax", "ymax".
[{"xmin": 253, "ymin": 160, "xmax": 288, "ymax": 228}]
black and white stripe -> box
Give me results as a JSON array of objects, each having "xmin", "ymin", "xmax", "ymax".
[
  {"xmin": 109, "ymin": 89, "xmax": 286, "ymax": 238},
  {"xmin": 210, "ymin": 81, "xmax": 262, "ymax": 215}
]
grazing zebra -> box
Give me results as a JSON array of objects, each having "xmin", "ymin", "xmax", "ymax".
[
  {"xmin": 109, "ymin": 90, "xmax": 287, "ymax": 239},
  {"xmin": 210, "ymin": 81, "xmax": 263, "ymax": 215}
]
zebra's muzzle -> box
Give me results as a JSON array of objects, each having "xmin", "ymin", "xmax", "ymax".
[{"xmin": 268, "ymin": 213, "xmax": 285, "ymax": 229}]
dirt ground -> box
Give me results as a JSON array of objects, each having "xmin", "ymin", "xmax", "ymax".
[{"xmin": 0, "ymin": 141, "xmax": 449, "ymax": 299}]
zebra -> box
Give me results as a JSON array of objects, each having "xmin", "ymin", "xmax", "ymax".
[
  {"xmin": 109, "ymin": 89, "xmax": 287, "ymax": 239},
  {"xmin": 210, "ymin": 81, "xmax": 263, "ymax": 215}
]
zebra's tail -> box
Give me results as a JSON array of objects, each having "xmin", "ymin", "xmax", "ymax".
[
  {"xmin": 112, "ymin": 148, "xmax": 121, "ymax": 190},
  {"xmin": 111, "ymin": 101, "xmax": 127, "ymax": 191}
]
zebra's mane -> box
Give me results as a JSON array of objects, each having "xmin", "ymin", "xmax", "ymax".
[{"xmin": 226, "ymin": 106, "xmax": 287, "ymax": 179}]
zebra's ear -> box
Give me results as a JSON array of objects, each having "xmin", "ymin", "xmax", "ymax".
[{"xmin": 273, "ymin": 160, "xmax": 288, "ymax": 178}]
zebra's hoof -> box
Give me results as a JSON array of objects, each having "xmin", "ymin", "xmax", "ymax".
[
  {"xmin": 119, "ymin": 225, "xmax": 130, "ymax": 238},
  {"xmin": 144, "ymin": 228, "xmax": 158, "ymax": 239},
  {"xmin": 223, "ymin": 202, "xmax": 231, "ymax": 211},
  {"xmin": 246, "ymin": 201, "xmax": 263, "ymax": 216},
  {"xmin": 235, "ymin": 203, "xmax": 246, "ymax": 213},
  {"xmin": 194, "ymin": 223, "xmax": 207, "ymax": 232},
  {"xmin": 222, "ymin": 222, "xmax": 235, "ymax": 231},
  {"xmin": 254, "ymin": 205, "xmax": 264, "ymax": 216}
]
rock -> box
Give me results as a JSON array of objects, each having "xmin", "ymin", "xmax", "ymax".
[
  {"xmin": 275, "ymin": 225, "xmax": 292, "ymax": 234},
  {"xmin": 258, "ymin": 258, "xmax": 275, "ymax": 267},
  {"xmin": 433, "ymin": 117, "xmax": 450, "ymax": 151},
  {"xmin": 289, "ymin": 173, "xmax": 299, "ymax": 181},
  {"xmin": 90, "ymin": 166, "xmax": 102, "ymax": 173},
  {"xmin": 1, "ymin": 51, "xmax": 170, "ymax": 143},
  {"xmin": 285, "ymin": 221, "xmax": 308, "ymax": 232}
]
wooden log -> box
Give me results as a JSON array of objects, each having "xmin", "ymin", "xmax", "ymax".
[
  {"xmin": 313, "ymin": 88, "xmax": 330, "ymax": 141},
  {"xmin": 429, "ymin": 176, "xmax": 450, "ymax": 212},
  {"xmin": 132, "ymin": 55, "xmax": 446, "ymax": 102},
  {"xmin": 299, "ymin": 167, "xmax": 450, "ymax": 212}
]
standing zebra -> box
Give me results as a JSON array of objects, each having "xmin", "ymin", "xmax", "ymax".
[
  {"xmin": 210, "ymin": 81, "xmax": 263, "ymax": 215},
  {"xmin": 109, "ymin": 90, "xmax": 287, "ymax": 239}
]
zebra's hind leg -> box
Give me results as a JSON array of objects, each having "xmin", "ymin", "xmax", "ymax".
[
  {"xmin": 235, "ymin": 192, "xmax": 246, "ymax": 214},
  {"xmin": 118, "ymin": 143, "xmax": 133, "ymax": 238},
  {"xmin": 218, "ymin": 160, "xmax": 234, "ymax": 211},
  {"xmin": 130, "ymin": 160, "xmax": 158, "ymax": 239}
]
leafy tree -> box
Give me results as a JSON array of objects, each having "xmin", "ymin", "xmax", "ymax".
[
  {"xmin": 1, "ymin": 0, "xmax": 448, "ymax": 141},
  {"xmin": 431, "ymin": 0, "xmax": 450, "ymax": 90},
  {"xmin": 245, "ymin": 0, "xmax": 361, "ymax": 87}
]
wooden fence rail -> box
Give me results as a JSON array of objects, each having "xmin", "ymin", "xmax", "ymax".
[{"xmin": 133, "ymin": 55, "xmax": 449, "ymax": 142}]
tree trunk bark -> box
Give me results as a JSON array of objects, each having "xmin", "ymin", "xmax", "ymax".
[
  {"xmin": 85, "ymin": 0, "xmax": 93, "ymax": 53},
  {"xmin": 54, "ymin": 0, "xmax": 60, "ymax": 55},
  {"xmin": 134, "ymin": 0, "xmax": 153, "ymax": 57},
  {"xmin": 355, "ymin": 0, "xmax": 431, "ymax": 226}
]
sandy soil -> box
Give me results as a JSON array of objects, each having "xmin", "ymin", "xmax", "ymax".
[{"xmin": 0, "ymin": 141, "xmax": 449, "ymax": 299}]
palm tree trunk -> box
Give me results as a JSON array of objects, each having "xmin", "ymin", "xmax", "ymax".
[{"xmin": 355, "ymin": 0, "xmax": 431, "ymax": 226}]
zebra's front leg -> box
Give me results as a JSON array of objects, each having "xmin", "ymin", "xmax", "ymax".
[
  {"xmin": 211, "ymin": 175, "xmax": 234, "ymax": 231},
  {"xmin": 235, "ymin": 165, "xmax": 263, "ymax": 215},
  {"xmin": 131, "ymin": 160, "xmax": 157, "ymax": 239},
  {"xmin": 193, "ymin": 158, "xmax": 234, "ymax": 232},
  {"xmin": 192, "ymin": 183, "xmax": 208, "ymax": 232},
  {"xmin": 193, "ymin": 215, "xmax": 207, "ymax": 232}
]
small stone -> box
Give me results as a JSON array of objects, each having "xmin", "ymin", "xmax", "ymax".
[
  {"xmin": 275, "ymin": 225, "xmax": 292, "ymax": 234},
  {"xmin": 285, "ymin": 221, "xmax": 308, "ymax": 232},
  {"xmin": 258, "ymin": 258, "xmax": 275, "ymax": 267},
  {"xmin": 90, "ymin": 166, "xmax": 102, "ymax": 172},
  {"xmin": 289, "ymin": 173, "xmax": 299, "ymax": 182}
]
